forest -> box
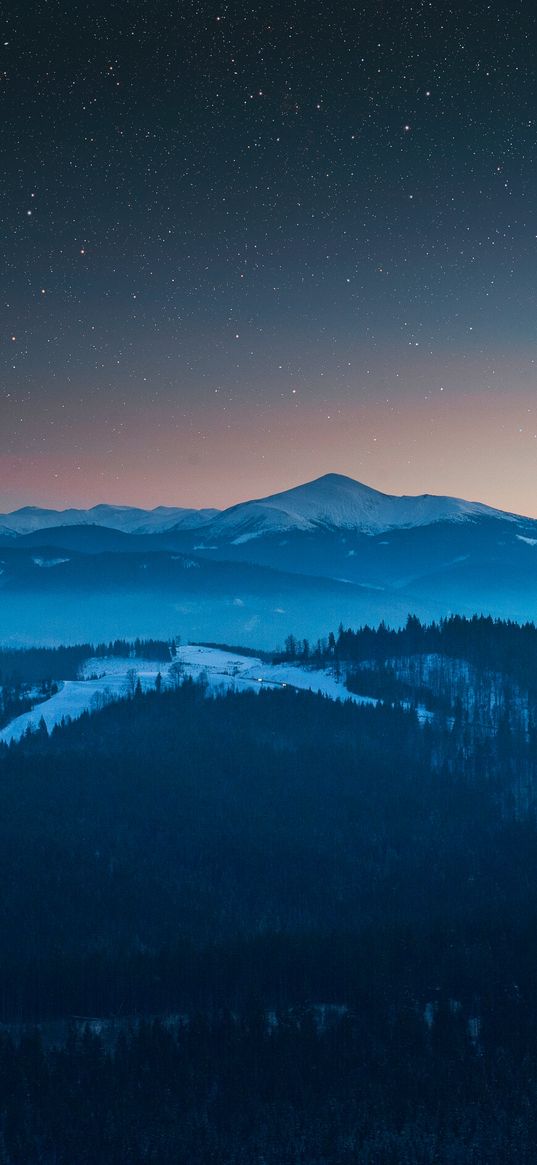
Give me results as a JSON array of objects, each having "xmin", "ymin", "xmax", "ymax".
[{"xmin": 1, "ymin": 617, "xmax": 537, "ymax": 1159}]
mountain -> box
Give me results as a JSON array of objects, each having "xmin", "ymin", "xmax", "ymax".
[
  {"xmin": 175, "ymin": 473, "xmax": 515, "ymax": 544},
  {"xmin": 0, "ymin": 503, "xmax": 219, "ymax": 536},
  {"xmin": 159, "ymin": 475, "xmax": 537, "ymax": 630}
]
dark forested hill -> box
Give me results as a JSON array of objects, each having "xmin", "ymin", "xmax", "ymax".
[{"xmin": 2, "ymin": 655, "xmax": 537, "ymax": 1160}]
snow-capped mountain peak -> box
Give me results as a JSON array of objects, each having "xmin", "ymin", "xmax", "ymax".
[{"xmin": 199, "ymin": 473, "xmax": 511, "ymax": 542}]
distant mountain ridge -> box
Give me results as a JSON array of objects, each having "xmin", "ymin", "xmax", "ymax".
[
  {"xmin": 0, "ymin": 503, "xmax": 219, "ymax": 536},
  {"xmin": 0, "ymin": 474, "xmax": 521, "ymax": 540}
]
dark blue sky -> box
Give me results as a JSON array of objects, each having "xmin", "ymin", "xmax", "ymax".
[{"xmin": 2, "ymin": 1, "xmax": 537, "ymax": 513}]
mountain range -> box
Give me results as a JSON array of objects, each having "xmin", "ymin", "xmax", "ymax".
[
  {"xmin": 0, "ymin": 473, "xmax": 518, "ymax": 539},
  {"xmin": 1, "ymin": 474, "xmax": 536, "ymax": 646},
  {"xmin": 0, "ymin": 503, "xmax": 219, "ymax": 537}
]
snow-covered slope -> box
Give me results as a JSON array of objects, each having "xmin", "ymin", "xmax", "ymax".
[
  {"xmin": 0, "ymin": 647, "xmax": 379, "ymax": 744},
  {"xmin": 193, "ymin": 474, "xmax": 515, "ymax": 543},
  {"xmin": 0, "ymin": 504, "xmax": 219, "ymax": 536}
]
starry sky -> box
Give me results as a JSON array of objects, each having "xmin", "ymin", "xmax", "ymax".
[{"xmin": 2, "ymin": 0, "xmax": 537, "ymax": 515}]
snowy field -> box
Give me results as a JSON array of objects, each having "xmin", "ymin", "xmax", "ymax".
[
  {"xmin": 176, "ymin": 644, "xmax": 379, "ymax": 703},
  {"xmin": 0, "ymin": 659, "xmax": 168, "ymax": 744},
  {"xmin": 0, "ymin": 645, "xmax": 380, "ymax": 744}
]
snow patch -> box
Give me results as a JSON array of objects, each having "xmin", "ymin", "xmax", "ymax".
[
  {"xmin": 0, "ymin": 658, "xmax": 170, "ymax": 744},
  {"xmin": 32, "ymin": 556, "xmax": 70, "ymax": 568}
]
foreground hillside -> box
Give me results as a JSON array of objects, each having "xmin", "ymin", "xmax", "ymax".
[{"xmin": 1, "ymin": 619, "xmax": 537, "ymax": 1160}]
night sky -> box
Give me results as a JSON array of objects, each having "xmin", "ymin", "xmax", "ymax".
[{"xmin": 2, "ymin": 1, "xmax": 537, "ymax": 514}]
